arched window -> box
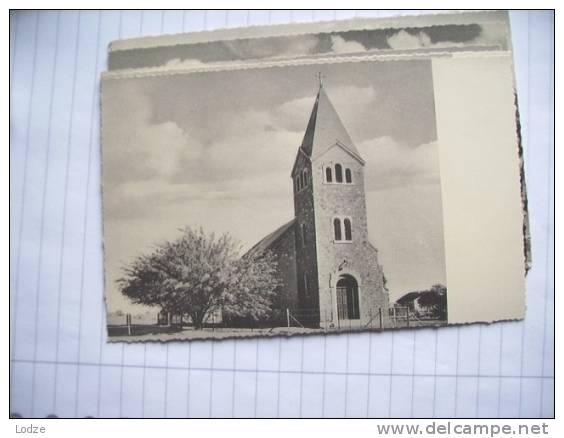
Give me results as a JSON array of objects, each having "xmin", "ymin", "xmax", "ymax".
[
  {"xmin": 335, "ymin": 164, "xmax": 343, "ymax": 183},
  {"xmin": 325, "ymin": 167, "xmax": 333, "ymax": 183},
  {"xmin": 344, "ymin": 218, "xmax": 352, "ymax": 241},
  {"xmin": 333, "ymin": 218, "xmax": 342, "ymax": 241},
  {"xmin": 345, "ymin": 168, "xmax": 352, "ymax": 183},
  {"xmin": 301, "ymin": 223, "xmax": 307, "ymax": 245}
]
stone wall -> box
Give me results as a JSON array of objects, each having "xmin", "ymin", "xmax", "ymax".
[
  {"xmin": 293, "ymin": 154, "xmax": 321, "ymax": 325},
  {"xmin": 311, "ymin": 146, "xmax": 389, "ymax": 326}
]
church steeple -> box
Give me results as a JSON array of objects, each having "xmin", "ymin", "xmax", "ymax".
[
  {"xmin": 291, "ymin": 81, "xmax": 364, "ymax": 177},
  {"xmin": 288, "ymin": 78, "xmax": 388, "ymax": 328}
]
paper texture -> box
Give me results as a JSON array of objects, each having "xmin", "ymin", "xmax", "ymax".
[
  {"xmin": 101, "ymin": 11, "xmax": 527, "ymax": 342},
  {"xmin": 9, "ymin": 9, "xmax": 553, "ymax": 419}
]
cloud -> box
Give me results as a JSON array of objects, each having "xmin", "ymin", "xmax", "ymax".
[
  {"xmin": 104, "ymin": 83, "xmax": 304, "ymax": 222},
  {"xmin": 223, "ymin": 34, "xmax": 319, "ymax": 60},
  {"xmin": 273, "ymin": 94, "xmax": 320, "ymax": 133},
  {"xmin": 358, "ymin": 136, "xmax": 441, "ymax": 190},
  {"xmin": 104, "ymin": 77, "xmax": 436, "ymax": 226},
  {"xmin": 330, "ymin": 35, "xmax": 368, "ymax": 54},
  {"xmin": 386, "ymin": 30, "xmax": 434, "ymax": 50},
  {"xmin": 272, "ymin": 84, "xmax": 380, "ymax": 145},
  {"xmin": 103, "ymin": 83, "xmax": 202, "ymax": 186},
  {"xmin": 387, "ymin": 24, "xmax": 507, "ymax": 51},
  {"xmin": 201, "ymin": 119, "xmax": 299, "ymax": 185}
]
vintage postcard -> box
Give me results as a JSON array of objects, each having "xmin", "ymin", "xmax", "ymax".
[
  {"xmin": 101, "ymin": 12, "xmax": 527, "ymax": 341},
  {"xmin": 107, "ymin": 10, "xmax": 512, "ymax": 71}
]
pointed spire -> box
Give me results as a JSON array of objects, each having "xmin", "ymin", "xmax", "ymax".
[{"xmin": 295, "ymin": 82, "xmax": 363, "ymax": 165}]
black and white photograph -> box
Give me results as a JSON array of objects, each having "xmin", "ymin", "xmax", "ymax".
[
  {"xmin": 100, "ymin": 11, "xmax": 527, "ymax": 343},
  {"xmin": 103, "ymin": 57, "xmax": 449, "ymax": 340},
  {"xmin": 107, "ymin": 10, "xmax": 512, "ymax": 71},
  {"xmin": 10, "ymin": 8, "xmax": 553, "ymax": 421}
]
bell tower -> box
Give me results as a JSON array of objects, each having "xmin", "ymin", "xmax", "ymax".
[{"xmin": 291, "ymin": 78, "xmax": 389, "ymax": 328}]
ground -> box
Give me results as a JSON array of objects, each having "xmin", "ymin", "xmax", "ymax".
[{"xmin": 107, "ymin": 319, "xmax": 446, "ymax": 342}]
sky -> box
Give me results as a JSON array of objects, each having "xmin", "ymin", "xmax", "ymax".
[
  {"xmin": 109, "ymin": 21, "xmax": 508, "ymax": 70},
  {"xmin": 102, "ymin": 58, "xmax": 446, "ymax": 313}
]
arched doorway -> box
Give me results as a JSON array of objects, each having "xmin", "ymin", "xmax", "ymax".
[{"xmin": 336, "ymin": 274, "xmax": 360, "ymax": 320}]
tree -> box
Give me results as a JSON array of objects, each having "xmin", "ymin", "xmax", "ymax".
[
  {"xmin": 117, "ymin": 227, "xmax": 280, "ymax": 329},
  {"xmin": 417, "ymin": 284, "xmax": 447, "ymax": 320}
]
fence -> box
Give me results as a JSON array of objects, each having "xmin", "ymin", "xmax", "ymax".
[
  {"xmin": 107, "ymin": 312, "xmax": 178, "ymax": 337},
  {"xmin": 286, "ymin": 307, "xmax": 388, "ymax": 331},
  {"xmin": 107, "ymin": 305, "xmax": 446, "ymax": 337},
  {"xmin": 285, "ymin": 306, "xmax": 445, "ymax": 331}
]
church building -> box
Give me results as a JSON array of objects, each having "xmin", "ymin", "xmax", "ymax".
[{"xmin": 247, "ymin": 81, "xmax": 389, "ymax": 328}]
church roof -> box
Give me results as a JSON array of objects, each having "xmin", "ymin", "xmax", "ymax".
[
  {"xmin": 244, "ymin": 219, "xmax": 296, "ymax": 258},
  {"xmin": 292, "ymin": 85, "xmax": 364, "ymax": 176}
]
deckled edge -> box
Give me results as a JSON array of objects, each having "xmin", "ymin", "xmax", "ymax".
[
  {"xmin": 514, "ymin": 91, "xmax": 533, "ymax": 273},
  {"xmin": 100, "ymin": 49, "xmax": 523, "ymax": 343},
  {"xmin": 99, "ymin": 78, "xmax": 111, "ymax": 344},
  {"xmin": 107, "ymin": 317, "xmax": 524, "ymax": 344},
  {"xmin": 109, "ymin": 10, "xmax": 508, "ymax": 53},
  {"xmin": 100, "ymin": 12, "xmax": 531, "ymax": 342},
  {"xmin": 102, "ymin": 49, "xmax": 511, "ymax": 81}
]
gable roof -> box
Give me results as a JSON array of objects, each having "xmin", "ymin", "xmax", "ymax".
[
  {"xmin": 244, "ymin": 219, "xmax": 296, "ymax": 258},
  {"xmin": 291, "ymin": 85, "xmax": 364, "ymax": 176}
]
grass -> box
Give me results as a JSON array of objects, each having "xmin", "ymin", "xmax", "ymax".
[{"xmin": 106, "ymin": 317, "xmax": 447, "ymax": 342}]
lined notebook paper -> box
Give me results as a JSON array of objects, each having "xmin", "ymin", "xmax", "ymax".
[{"xmin": 9, "ymin": 10, "xmax": 553, "ymax": 418}]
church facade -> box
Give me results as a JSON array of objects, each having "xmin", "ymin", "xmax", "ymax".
[{"xmin": 247, "ymin": 83, "xmax": 389, "ymax": 328}]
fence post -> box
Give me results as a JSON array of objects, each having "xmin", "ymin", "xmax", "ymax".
[
  {"xmin": 324, "ymin": 310, "xmax": 327, "ymax": 333},
  {"xmin": 126, "ymin": 314, "xmax": 131, "ymax": 336},
  {"xmin": 406, "ymin": 308, "xmax": 410, "ymax": 327},
  {"xmin": 286, "ymin": 308, "xmax": 290, "ymax": 328},
  {"xmin": 379, "ymin": 308, "xmax": 383, "ymax": 329},
  {"xmin": 212, "ymin": 313, "xmax": 215, "ymax": 332}
]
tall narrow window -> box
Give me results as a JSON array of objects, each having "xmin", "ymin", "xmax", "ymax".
[
  {"xmin": 344, "ymin": 218, "xmax": 352, "ymax": 241},
  {"xmin": 294, "ymin": 176, "xmax": 299, "ymax": 193},
  {"xmin": 303, "ymin": 273, "xmax": 309, "ymax": 296},
  {"xmin": 335, "ymin": 164, "xmax": 343, "ymax": 183},
  {"xmin": 301, "ymin": 223, "xmax": 307, "ymax": 245},
  {"xmin": 333, "ymin": 218, "xmax": 342, "ymax": 241},
  {"xmin": 299, "ymin": 172, "xmax": 304, "ymax": 191},
  {"xmin": 303, "ymin": 169, "xmax": 308, "ymax": 187},
  {"xmin": 296, "ymin": 175, "xmax": 301, "ymax": 192},
  {"xmin": 325, "ymin": 167, "xmax": 333, "ymax": 183},
  {"xmin": 345, "ymin": 168, "xmax": 352, "ymax": 183}
]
